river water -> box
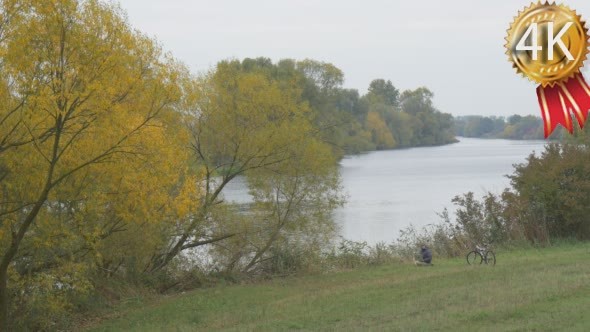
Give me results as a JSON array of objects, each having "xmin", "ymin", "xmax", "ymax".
[{"xmin": 222, "ymin": 137, "xmax": 547, "ymax": 244}]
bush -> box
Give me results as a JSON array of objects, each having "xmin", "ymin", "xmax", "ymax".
[
  {"xmin": 8, "ymin": 263, "xmax": 93, "ymax": 331},
  {"xmin": 327, "ymin": 239, "xmax": 369, "ymax": 269}
]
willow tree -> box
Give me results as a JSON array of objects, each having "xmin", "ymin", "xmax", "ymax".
[
  {"xmin": 238, "ymin": 139, "xmax": 343, "ymax": 274},
  {"xmin": 148, "ymin": 60, "xmax": 327, "ymax": 271},
  {"xmin": 0, "ymin": 0, "xmax": 192, "ymax": 328}
]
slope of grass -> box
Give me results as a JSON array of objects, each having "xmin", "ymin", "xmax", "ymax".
[{"xmin": 89, "ymin": 243, "xmax": 590, "ymax": 331}]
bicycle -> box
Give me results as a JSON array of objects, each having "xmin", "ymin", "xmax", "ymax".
[{"xmin": 466, "ymin": 245, "xmax": 496, "ymax": 266}]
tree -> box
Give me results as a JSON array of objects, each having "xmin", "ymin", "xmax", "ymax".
[
  {"xmin": 212, "ymin": 139, "xmax": 344, "ymax": 274},
  {"xmin": 297, "ymin": 59, "xmax": 344, "ymax": 94},
  {"xmin": 366, "ymin": 111, "xmax": 395, "ymax": 149},
  {"xmin": 387, "ymin": 110, "xmax": 416, "ymax": 147},
  {"xmin": 509, "ymin": 144, "xmax": 590, "ymax": 240},
  {"xmin": 400, "ymin": 87, "xmax": 435, "ymax": 116},
  {"xmin": 367, "ymin": 79, "xmax": 399, "ymax": 107},
  {"xmin": 0, "ymin": 0, "xmax": 188, "ymax": 327},
  {"xmin": 147, "ymin": 59, "xmax": 322, "ymax": 271},
  {"xmin": 398, "ymin": 88, "xmax": 455, "ymax": 146}
]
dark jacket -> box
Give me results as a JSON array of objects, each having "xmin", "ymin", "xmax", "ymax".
[{"xmin": 421, "ymin": 247, "xmax": 432, "ymax": 264}]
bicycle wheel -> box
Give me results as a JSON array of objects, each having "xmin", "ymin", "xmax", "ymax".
[
  {"xmin": 484, "ymin": 251, "xmax": 496, "ymax": 266},
  {"xmin": 466, "ymin": 251, "xmax": 482, "ymax": 265}
]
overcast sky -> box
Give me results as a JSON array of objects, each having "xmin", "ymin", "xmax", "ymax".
[{"xmin": 120, "ymin": 0, "xmax": 590, "ymax": 117}]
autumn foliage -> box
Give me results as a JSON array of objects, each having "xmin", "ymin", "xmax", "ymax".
[
  {"xmin": 0, "ymin": 0, "xmax": 341, "ymax": 328},
  {"xmin": 0, "ymin": 0, "xmax": 461, "ymax": 329}
]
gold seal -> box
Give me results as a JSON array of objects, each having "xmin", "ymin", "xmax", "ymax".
[{"xmin": 505, "ymin": 2, "xmax": 589, "ymax": 87}]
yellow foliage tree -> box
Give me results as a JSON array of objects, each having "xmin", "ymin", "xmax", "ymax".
[
  {"xmin": 0, "ymin": 0, "xmax": 196, "ymax": 328},
  {"xmin": 148, "ymin": 60, "xmax": 322, "ymax": 271},
  {"xmin": 366, "ymin": 111, "xmax": 396, "ymax": 149}
]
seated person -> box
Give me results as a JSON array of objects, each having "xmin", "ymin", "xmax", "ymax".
[
  {"xmin": 421, "ymin": 245, "xmax": 432, "ymax": 264},
  {"xmin": 415, "ymin": 245, "xmax": 433, "ymax": 266}
]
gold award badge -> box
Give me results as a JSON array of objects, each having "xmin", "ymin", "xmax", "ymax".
[{"xmin": 505, "ymin": 2, "xmax": 590, "ymax": 137}]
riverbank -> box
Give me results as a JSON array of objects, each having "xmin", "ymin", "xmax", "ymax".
[{"xmin": 86, "ymin": 243, "xmax": 590, "ymax": 331}]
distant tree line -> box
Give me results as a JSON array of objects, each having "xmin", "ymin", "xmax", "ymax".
[
  {"xmin": 454, "ymin": 115, "xmax": 547, "ymax": 140},
  {"xmin": 237, "ymin": 58, "xmax": 458, "ymax": 156}
]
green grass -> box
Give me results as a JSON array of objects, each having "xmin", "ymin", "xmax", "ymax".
[{"xmin": 88, "ymin": 243, "xmax": 590, "ymax": 331}]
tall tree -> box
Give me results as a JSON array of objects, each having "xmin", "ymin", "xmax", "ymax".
[
  {"xmin": 147, "ymin": 60, "xmax": 322, "ymax": 271},
  {"xmin": 0, "ymin": 0, "xmax": 186, "ymax": 327},
  {"xmin": 367, "ymin": 79, "xmax": 399, "ymax": 107}
]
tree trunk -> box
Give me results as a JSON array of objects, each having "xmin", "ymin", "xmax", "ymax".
[
  {"xmin": 243, "ymin": 225, "xmax": 283, "ymax": 273},
  {"xmin": 0, "ymin": 266, "xmax": 8, "ymax": 331},
  {"xmin": 0, "ymin": 186, "xmax": 52, "ymax": 330}
]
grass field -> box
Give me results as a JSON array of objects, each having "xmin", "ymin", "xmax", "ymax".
[{"xmin": 89, "ymin": 243, "xmax": 590, "ymax": 331}]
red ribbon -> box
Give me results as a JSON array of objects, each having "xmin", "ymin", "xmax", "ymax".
[{"xmin": 536, "ymin": 73, "xmax": 590, "ymax": 138}]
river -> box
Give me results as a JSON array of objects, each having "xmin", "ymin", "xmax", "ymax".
[{"xmin": 222, "ymin": 137, "xmax": 547, "ymax": 244}]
